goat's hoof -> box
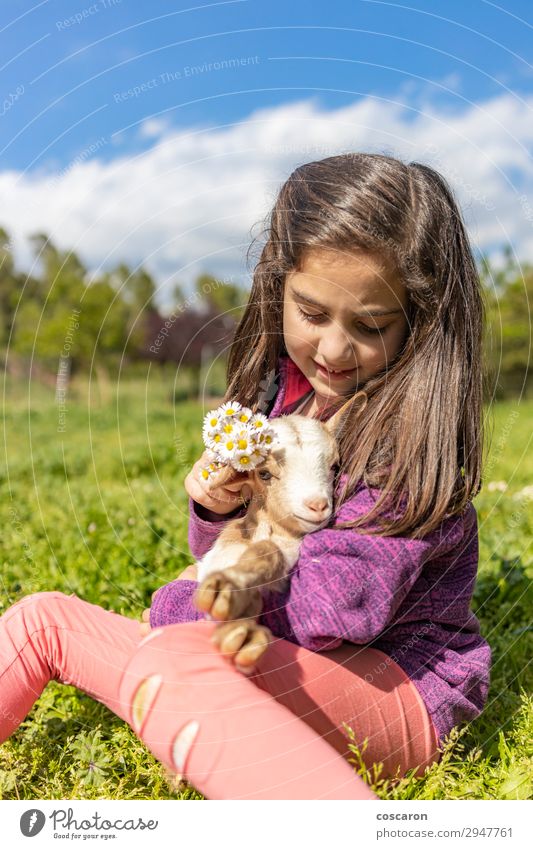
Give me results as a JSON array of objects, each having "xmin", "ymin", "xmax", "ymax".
[
  {"xmin": 194, "ymin": 572, "xmax": 263, "ymax": 620},
  {"xmin": 211, "ymin": 619, "xmax": 272, "ymax": 670}
]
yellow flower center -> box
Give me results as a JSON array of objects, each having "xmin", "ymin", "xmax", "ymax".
[
  {"xmin": 237, "ymin": 439, "xmax": 248, "ymax": 450},
  {"xmin": 226, "ymin": 441, "xmax": 234, "ymax": 450}
]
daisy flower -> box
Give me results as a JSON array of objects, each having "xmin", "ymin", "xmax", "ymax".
[
  {"xmin": 203, "ymin": 427, "xmax": 224, "ymax": 450},
  {"xmin": 232, "ymin": 450, "xmax": 260, "ymax": 471},
  {"xmin": 219, "ymin": 401, "xmax": 242, "ymax": 418},
  {"xmin": 250, "ymin": 445, "xmax": 269, "ymax": 464},
  {"xmin": 249, "ymin": 412, "xmax": 269, "ymax": 432},
  {"xmin": 200, "ymin": 401, "xmax": 278, "ymax": 477},
  {"xmin": 202, "ymin": 422, "xmax": 222, "ymax": 442},
  {"xmin": 201, "ymin": 458, "xmax": 225, "ymax": 479},
  {"xmin": 204, "ymin": 408, "xmax": 224, "ymax": 429},
  {"xmin": 217, "ymin": 433, "xmax": 239, "ymax": 462},
  {"xmin": 235, "ymin": 424, "xmax": 262, "ymax": 453},
  {"xmin": 234, "ymin": 405, "xmax": 254, "ymax": 424}
]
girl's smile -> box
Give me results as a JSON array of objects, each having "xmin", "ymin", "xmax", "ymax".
[
  {"xmin": 313, "ymin": 360, "xmax": 358, "ymax": 380},
  {"xmin": 283, "ymin": 247, "xmax": 409, "ymax": 405}
]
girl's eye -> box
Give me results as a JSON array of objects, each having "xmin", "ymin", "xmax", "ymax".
[
  {"xmin": 297, "ymin": 307, "xmax": 324, "ymax": 325},
  {"xmin": 296, "ymin": 306, "xmax": 388, "ymax": 335},
  {"xmin": 358, "ymin": 324, "xmax": 388, "ymax": 336}
]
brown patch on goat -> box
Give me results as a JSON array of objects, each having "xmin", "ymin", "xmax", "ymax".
[
  {"xmin": 220, "ymin": 511, "xmax": 258, "ymax": 543},
  {"xmin": 227, "ymin": 538, "xmax": 288, "ymax": 592}
]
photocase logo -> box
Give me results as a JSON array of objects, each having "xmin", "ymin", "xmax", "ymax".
[{"xmin": 20, "ymin": 809, "xmax": 46, "ymax": 837}]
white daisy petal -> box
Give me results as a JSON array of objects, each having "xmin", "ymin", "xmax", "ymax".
[
  {"xmin": 250, "ymin": 413, "xmax": 268, "ymax": 431},
  {"xmin": 201, "ymin": 401, "xmax": 277, "ymax": 472},
  {"xmin": 219, "ymin": 401, "xmax": 242, "ymax": 418},
  {"xmin": 218, "ymin": 437, "xmax": 238, "ymax": 461},
  {"xmin": 234, "ymin": 406, "xmax": 254, "ymax": 424},
  {"xmin": 231, "ymin": 450, "xmax": 260, "ymax": 471},
  {"xmin": 203, "ymin": 409, "xmax": 223, "ymax": 429}
]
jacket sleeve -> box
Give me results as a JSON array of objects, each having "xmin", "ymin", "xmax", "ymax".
[
  {"xmin": 187, "ymin": 496, "xmax": 247, "ymax": 560},
  {"xmin": 150, "ymin": 578, "xmax": 204, "ymax": 628},
  {"xmin": 259, "ymin": 486, "xmax": 466, "ymax": 652}
]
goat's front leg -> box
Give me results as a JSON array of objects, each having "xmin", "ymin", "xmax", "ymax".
[
  {"xmin": 194, "ymin": 540, "xmax": 288, "ymax": 670},
  {"xmin": 194, "ymin": 572, "xmax": 263, "ymax": 621},
  {"xmin": 194, "ymin": 539, "xmax": 288, "ymax": 621},
  {"xmin": 210, "ymin": 618, "xmax": 272, "ymax": 673}
]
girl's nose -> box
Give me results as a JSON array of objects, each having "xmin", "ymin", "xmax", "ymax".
[{"xmin": 317, "ymin": 333, "xmax": 355, "ymax": 365}]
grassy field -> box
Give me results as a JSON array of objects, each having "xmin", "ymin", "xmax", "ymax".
[{"xmin": 0, "ymin": 372, "xmax": 531, "ymax": 800}]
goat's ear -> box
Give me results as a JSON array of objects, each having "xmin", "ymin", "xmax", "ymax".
[{"xmin": 324, "ymin": 393, "xmax": 367, "ymax": 437}]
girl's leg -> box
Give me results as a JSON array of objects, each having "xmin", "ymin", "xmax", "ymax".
[
  {"xmin": 249, "ymin": 638, "xmax": 440, "ymax": 779},
  {"xmin": 0, "ymin": 592, "xmax": 376, "ymax": 799},
  {"xmin": 0, "ymin": 591, "xmax": 140, "ymax": 739},
  {"xmin": 120, "ymin": 622, "xmax": 377, "ymax": 800}
]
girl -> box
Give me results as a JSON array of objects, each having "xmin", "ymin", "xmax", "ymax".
[{"xmin": 0, "ymin": 153, "xmax": 491, "ymax": 800}]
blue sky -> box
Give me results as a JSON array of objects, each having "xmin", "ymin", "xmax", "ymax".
[{"xmin": 1, "ymin": 0, "xmax": 532, "ymax": 304}]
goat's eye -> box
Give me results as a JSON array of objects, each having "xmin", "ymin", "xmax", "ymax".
[{"xmin": 258, "ymin": 470, "xmax": 273, "ymax": 481}]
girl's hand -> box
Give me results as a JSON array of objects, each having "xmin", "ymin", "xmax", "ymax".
[
  {"xmin": 178, "ymin": 563, "xmax": 198, "ymax": 582},
  {"xmin": 184, "ymin": 449, "xmax": 253, "ymax": 516},
  {"xmin": 139, "ymin": 564, "xmax": 199, "ymax": 636}
]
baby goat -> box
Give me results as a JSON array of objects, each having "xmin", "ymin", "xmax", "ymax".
[{"xmin": 194, "ymin": 401, "xmax": 350, "ymax": 669}]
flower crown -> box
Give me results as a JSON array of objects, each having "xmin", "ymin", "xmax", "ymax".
[{"xmin": 201, "ymin": 401, "xmax": 279, "ymax": 480}]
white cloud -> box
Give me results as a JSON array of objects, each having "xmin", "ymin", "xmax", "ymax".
[
  {"xmin": 1, "ymin": 91, "xmax": 532, "ymax": 306},
  {"xmin": 138, "ymin": 117, "xmax": 171, "ymax": 140}
]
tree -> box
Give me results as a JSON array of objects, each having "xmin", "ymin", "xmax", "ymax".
[
  {"xmin": 13, "ymin": 234, "xmax": 130, "ymax": 372},
  {"xmin": 0, "ymin": 227, "xmax": 40, "ymax": 346},
  {"xmin": 194, "ymin": 273, "xmax": 248, "ymax": 321},
  {"xmin": 482, "ymin": 252, "xmax": 533, "ymax": 398}
]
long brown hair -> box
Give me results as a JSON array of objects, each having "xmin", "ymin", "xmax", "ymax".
[{"xmin": 223, "ymin": 152, "xmax": 485, "ymax": 538}]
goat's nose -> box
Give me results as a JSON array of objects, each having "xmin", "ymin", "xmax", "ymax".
[{"xmin": 304, "ymin": 496, "xmax": 328, "ymax": 513}]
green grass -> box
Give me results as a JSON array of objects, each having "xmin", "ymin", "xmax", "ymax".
[{"xmin": 0, "ymin": 373, "xmax": 531, "ymax": 800}]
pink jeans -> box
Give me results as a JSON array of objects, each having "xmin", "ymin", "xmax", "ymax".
[{"xmin": 0, "ymin": 592, "xmax": 439, "ymax": 799}]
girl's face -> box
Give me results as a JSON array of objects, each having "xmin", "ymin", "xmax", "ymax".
[{"xmin": 283, "ymin": 248, "xmax": 409, "ymax": 402}]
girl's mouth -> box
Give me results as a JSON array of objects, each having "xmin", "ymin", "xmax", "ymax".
[{"xmin": 313, "ymin": 360, "xmax": 357, "ymax": 380}]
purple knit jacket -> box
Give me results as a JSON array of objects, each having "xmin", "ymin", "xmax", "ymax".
[{"xmin": 150, "ymin": 355, "xmax": 491, "ymax": 745}]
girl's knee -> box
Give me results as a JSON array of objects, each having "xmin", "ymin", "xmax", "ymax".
[
  {"xmin": 118, "ymin": 620, "xmax": 222, "ymax": 711},
  {"xmin": 4, "ymin": 590, "xmax": 75, "ymax": 623},
  {"xmin": 18, "ymin": 590, "xmax": 72, "ymax": 609}
]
